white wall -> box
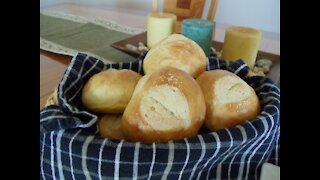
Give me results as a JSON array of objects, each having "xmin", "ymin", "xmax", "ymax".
[
  {"xmin": 215, "ymin": 0, "xmax": 280, "ymax": 34},
  {"xmin": 40, "ymin": 0, "xmax": 280, "ymax": 34},
  {"xmin": 40, "ymin": 0, "xmax": 70, "ymax": 7}
]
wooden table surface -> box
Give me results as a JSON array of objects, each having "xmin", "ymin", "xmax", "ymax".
[
  {"xmin": 40, "ymin": 4, "xmax": 280, "ymax": 110},
  {"xmin": 40, "ymin": 50, "xmax": 71, "ymax": 109}
]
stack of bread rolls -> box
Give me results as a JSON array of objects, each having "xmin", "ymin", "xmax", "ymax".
[{"xmin": 81, "ymin": 34, "xmax": 260, "ymax": 143}]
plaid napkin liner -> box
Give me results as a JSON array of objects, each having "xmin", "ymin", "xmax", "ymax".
[{"xmin": 40, "ymin": 52, "xmax": 280, "ymax": 179}]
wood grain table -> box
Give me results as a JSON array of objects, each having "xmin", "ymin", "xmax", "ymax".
[
  {"xmin": 40, "ymin": 4, "xmax": 280, "ymax": 110},
  {"xmin": 40, "ymin": 50, "xmax": 70, "ymax": 109}
]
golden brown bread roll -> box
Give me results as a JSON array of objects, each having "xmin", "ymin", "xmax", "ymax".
[
  {"xmin": 196, "ymin": 70, "xmax": 260, "ymax": 131},
  {"xmin": 98, "ymin": 114, "xmax": 124, "ymax": 140},
  {"xmin": 122, "ymin": 67, "xmax": 206, "ymax": 143},
  {"xmin": 81, "ymin": 69, "xmax": 142, "ymax": 113},
  {"xmin": 143, "ymin": 34, "xmax": 207, "ymax": 78}
]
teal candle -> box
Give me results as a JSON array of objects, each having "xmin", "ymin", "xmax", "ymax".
[{"xmin": 182, "ymin": 19, "xmax": 214, "ymax": 56}]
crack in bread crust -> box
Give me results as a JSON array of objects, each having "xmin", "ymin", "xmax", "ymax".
[
  {"xmin": 140, "ymin": 85, "xmax": 190, "ymax": 131},
  {"xmin": 148, "ymin": 96, "xmax": 180, "ymax": 119},
  {"xmin": 215, "ymin": 76, "xmax": 251, "ymax": 104}
]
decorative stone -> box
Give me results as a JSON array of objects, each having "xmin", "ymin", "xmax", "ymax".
[
  {"xmin": 125, "ymin": 44, "xmax": 139, "ymax": 52},
  {"xmin": 255, "ymin": 59, "xmax": 273, "ymax": 68}
]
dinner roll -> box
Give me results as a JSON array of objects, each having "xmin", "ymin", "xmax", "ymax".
[
  {"xmin": 196, "ymin": 70, "xmax": 260, "ymax": 131},
  {"xmin": 143, "ymin": 34, "xmax": 207, "ymax": 78},
  {"xmin": 122, "ymin": 67, "xmax": 206, "ymax": 143},
  {"xmin": 81, "ymin": 69, "xmax": 142, "ymax": 113},
  {"xmin": 98, "ymin": 114, "xmax": 124, "ymax": 140}
]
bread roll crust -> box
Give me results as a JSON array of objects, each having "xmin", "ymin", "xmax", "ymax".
[
  {"xmin": 122, "ymin": 67, "xmax": 206, "ymax": 143},
  {"xmin": 98, "ymin": 114, "xmax": 124, "ymax": 140},
  {"xmin": 143, "ymin": 34, "xmax": 207, "ymax": 78},
  {"xmin": 81, "ymin": 69, "xmax": 142, "ymax": 113},
  {"xmin": 196, "ymin": 70, "xmax": 260, "ymax": 131}
]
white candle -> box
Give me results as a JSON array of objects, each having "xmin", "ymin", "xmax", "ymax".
[{"xmin": 147, "ymin": 12, "xmax": 177, "ymax": 49}]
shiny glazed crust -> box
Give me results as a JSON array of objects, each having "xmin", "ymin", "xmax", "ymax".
[
  {"xmin": 122, "ymin": 67, "xmax": 206, "ymax": 143},
  {"xmin": 143, "ymin": 34, "xmax": 207, "ymax": 78},
  {"xmin": 196, "ymin": 70, "xmax": 260, "ymax": 131},
  {"xmin": 81, "ymin": 69, "xmax": 142, "ymax": 113}
]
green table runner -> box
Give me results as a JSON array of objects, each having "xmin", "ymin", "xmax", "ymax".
[{"xmin": 40, "ymin": 11, "xmax": 145, "ymax": 63}]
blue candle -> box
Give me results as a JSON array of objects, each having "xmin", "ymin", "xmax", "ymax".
[{"xmin": 182, "ymin": 19, "xmax": 214, "ymax": 56}]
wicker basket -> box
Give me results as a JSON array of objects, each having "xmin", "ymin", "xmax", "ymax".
[{"xmin": 40, "ymin": 52, "xmax": 280, "ymax": 180}]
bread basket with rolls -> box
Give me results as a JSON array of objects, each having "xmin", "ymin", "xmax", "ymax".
[{"xmin": 40, "ymin": 35, "xmax": 280, "ymax": 179}]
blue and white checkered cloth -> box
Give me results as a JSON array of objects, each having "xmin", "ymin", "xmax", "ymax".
[{"xmin": 40, "ymin": 52, "xmax": 280, "ymax": 180}]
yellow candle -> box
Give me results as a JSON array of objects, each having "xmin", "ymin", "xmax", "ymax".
[
  {"xmin": 147, "ymin": 12, "xmax": 177, "ymax": 49},
  {"xmin": 221, "ymin": 26, "xmax": 262, "ymax": 68}
]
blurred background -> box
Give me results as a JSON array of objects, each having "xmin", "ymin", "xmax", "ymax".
[{"xmin": 40, "ymin": 0, "xmax": 280, "ymax": 35}]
